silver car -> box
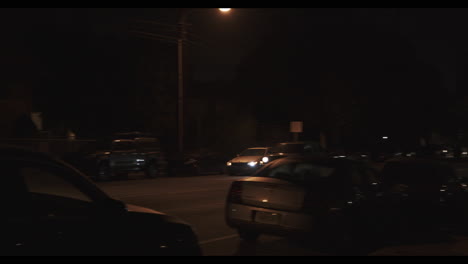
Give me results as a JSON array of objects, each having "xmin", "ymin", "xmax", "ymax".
[
  {"xmin": 225, "ymin": 147, "xmax": 270, "ymax": 176},
  {"xmin": 225, "ymin": 156, "xmax": 381, "ymax": 250}
]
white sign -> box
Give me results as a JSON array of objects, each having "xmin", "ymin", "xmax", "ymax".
[{"xmin": 290, "ymin": 121, "xmax": 303, "ymax": 133}]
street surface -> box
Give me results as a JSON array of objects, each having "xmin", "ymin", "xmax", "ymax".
[{"xmin": 95, "ymin": 165, "xmax": 468, "ymax": 256}]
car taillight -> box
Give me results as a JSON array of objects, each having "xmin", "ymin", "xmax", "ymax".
[{"xmin": 228, "ymin": 181, "xmax": 243, "ymax": 203}]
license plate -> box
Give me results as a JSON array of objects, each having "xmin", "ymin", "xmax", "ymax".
[{"xmin": 255, "ymin": 211, "xmax": 281, "ymax": 225}]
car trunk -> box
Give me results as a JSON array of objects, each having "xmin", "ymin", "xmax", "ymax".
[{"xmin": 238, "ymin": 177, "xmax": 306, "ymax": 212}]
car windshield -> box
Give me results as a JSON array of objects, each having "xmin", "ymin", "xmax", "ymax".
[
  {"xmin": 112, "ymin": 141, "xmax": 136, "ymax": 151},
  {"xmin": 256, "ymin": 160, "xmax": 339, "ymax": 185},
  {"xmin": 239, "ymin": 149, "xmax": 265, "ymax": 156}
]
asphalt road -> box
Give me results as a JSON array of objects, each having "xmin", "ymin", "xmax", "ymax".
[{"xmin": 94, "ymin": 167, "xmax": 468, "ymax": 256}]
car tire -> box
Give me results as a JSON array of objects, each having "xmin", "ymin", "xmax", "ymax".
[
  {"xmin": 145, "ymin": 163, "xmax": 159, "ymax": 178},
  {"xmin": 98, "ymin": 162, "xmax": 112, "ymax": 181},
  {"xmin": 238, "ymin": 229, "xmax": 260, "ymax": 242}
]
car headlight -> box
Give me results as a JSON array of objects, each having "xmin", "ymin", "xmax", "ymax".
[
  {"xmin": 262, "ymin": 157, "xmax": 269, "ymax": 163},
  {"xmin": 227, "ymin": 162, "xmax": 232, "ymax": 166},
  {"xmin": 248, "ymin": 161, "xmax": 258, "ymax": 167}
]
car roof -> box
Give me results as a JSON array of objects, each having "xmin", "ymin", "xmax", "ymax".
[
  {"xmin": 384, "ymin": 157, "xmax": 451, "ymax": 167},
  {"xmin": 113, "ymin": 139, "xmax": 134, "ymax": 143},
  {"xmin": 382, "ymin": 157, "xmax": 454, "ymax": 183}
]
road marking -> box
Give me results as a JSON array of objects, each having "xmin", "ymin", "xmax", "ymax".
[{"xmin": 199, "ymin": 234, "xmax": 239, "ymax": 245}]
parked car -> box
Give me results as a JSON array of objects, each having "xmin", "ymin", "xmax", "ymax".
[
  {"xmin": 376, "ymin": 157, "xmax": 468, "ymax": 243},
  {"xmin": 95, "ymin": 137, "xmax": 168, "ymax": 181},
  {"xmin": 225, "ymin": 156, "xmax": 382, "ymax": 253},
  {"xmin": 0, "ymin": 146, "xmax": 201, "ymax": 256},
  {"xmin": 225, "ymin": 147, "xmax": 270, "ymax": 176}
]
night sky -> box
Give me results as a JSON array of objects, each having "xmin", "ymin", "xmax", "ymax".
[{"xmin": 1, "ymin": 8, "xmax": 467, "ymax": 151}]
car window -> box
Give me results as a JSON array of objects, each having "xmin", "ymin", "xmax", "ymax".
[
  {"xmin": 21, "ymin": 166, "xmax": 93, "ymax": 203},
  {"xmin": 294, "ymin": 163, "xmax": 335, "ymax": 181},
  {"xmin": 239, "ymin": 149, "xmax": 266, "ymax": 156},
  {"xmin": 261, "ymin": 162, "xmax": 335, "ymax": 183}
]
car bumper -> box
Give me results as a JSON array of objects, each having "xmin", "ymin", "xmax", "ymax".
[
  {"xmin": 226, "ymin": 165, "xmax": 260, "ymax": 175},
  {"xmin": 225, "ymin": 203, "xmax": 315, "ymax": 236}
]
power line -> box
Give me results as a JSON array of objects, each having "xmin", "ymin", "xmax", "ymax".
[{"xmin": 129, "ymin": 30, "xmax": 204, "ymax": 47}]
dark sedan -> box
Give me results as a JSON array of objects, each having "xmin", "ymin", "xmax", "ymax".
[
  {"xmin": 376, "ymin": 157, "xmax": 468, "ymax": 243},
  {"xmin": 0, "ymin": 146, "xmax": 201, "ymax": 256}
]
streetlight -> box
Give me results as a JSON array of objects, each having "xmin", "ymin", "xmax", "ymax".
[{"xmin": 177, "ymin": 8, "xmax": 231, "ymax": 154}]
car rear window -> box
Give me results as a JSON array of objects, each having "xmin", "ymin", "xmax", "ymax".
[{"xmin": 259, "ymin": 162, "xmax": 336, "ymax": 183}]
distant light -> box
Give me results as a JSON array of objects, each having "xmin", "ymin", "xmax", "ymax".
[
  {"xmin": 227, "ymin": 162, "xmax": 232, "ymax": 166},
  {"xmin": 248, "ymin": 161, "xmax": 258, "ymax": 167},
  {"xmin": 219, "ymin": 8, "xmax": 231, "ymax": 12},
  {"xmin": 442, "ymin": 150, "xmax": 448, "ymax": 153},
  {"xmin": 382, "ymin": 136, "xmax": 388, "ymax": 140},
  {"xmin": 262, "ymin": 199, "xmax": 268, "ymax": 203},
  {"xmin": 462, "ymin": 152, "xmax": 468, "ymax": 155},
  {"xmin": 262, "ymin": 157, "xmax": 269, "ymax": 163}
]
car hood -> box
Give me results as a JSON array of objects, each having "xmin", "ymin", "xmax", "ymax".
[
  {"xmin": 126, "ymin": 203, "xmax": 164, "ymax": 214},
  {"xmin": 231, "ymin": 156, "xmax": 262, "ymax": 163},
  {"xmin": 125, "ymin": 203, "xmax": 189, "ymax": 226}
]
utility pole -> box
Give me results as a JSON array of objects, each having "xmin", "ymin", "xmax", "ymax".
[{"xmin": 178, "ymin": 8, "xmax": 187, "ymax": 154}]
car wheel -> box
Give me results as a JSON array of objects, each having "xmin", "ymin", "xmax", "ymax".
[
  {"xmin": 238, "ymin": 229, "xmax": 260, "ymax": 242},
  {"xmin": 98, "ymin": 163, "xmax": 112, "ymax": 181},
  {"xmin": 145, "ymin": 163, "xmax": 159, "ymax": 178}
]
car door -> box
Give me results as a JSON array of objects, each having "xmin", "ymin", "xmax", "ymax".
[{"xmin": 1, "ymin": 159, "xmax": 112, "ymax": 255}]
